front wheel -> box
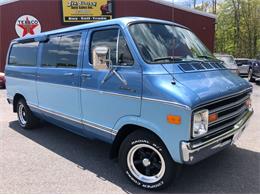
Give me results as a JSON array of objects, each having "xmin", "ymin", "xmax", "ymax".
[
  {"xmin": 119, "ymin": 130, "xmax": 180, "ymax": 190},
  {"xmin": 16, "ymin": 99, "xmax": 39, "ymax": 129}
]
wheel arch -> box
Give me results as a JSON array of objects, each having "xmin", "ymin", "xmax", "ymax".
[
  {"xmin": 110, "ymin": 124, "xmax": 170, "ymax": 160},
  {"xmin": 13, "ymin": 93, "xmax": 26, "ymax": 113}
]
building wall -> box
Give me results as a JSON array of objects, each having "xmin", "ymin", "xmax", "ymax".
[
  {"xmin": 0, "ymin": 0, "xmax": 216, "ymax": 72},
  {"xmin": 173, "ymin": 7, "xmax": 215, "ymax": 53}
]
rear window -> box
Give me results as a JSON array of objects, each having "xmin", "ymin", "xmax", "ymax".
[
  {"xmin": 236, "ymin": 60, "xmax": 250, "ymax": 66},
  {"xmin": 8, "ymin": 42, "xmax": 39, "ymax": 66},
  {"xmin": 41, "ymin": 34, "xmax": 81, "ymax": 68}
]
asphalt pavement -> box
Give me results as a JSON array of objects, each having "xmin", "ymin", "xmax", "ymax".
[{"xmin": 0, "ymin": 82, "xmax": 259, "ymax": 193}]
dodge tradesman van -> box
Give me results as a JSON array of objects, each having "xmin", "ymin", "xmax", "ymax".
[{"xmin": 5, "ymin": 17, "xmax": 253, "ymax": 189}]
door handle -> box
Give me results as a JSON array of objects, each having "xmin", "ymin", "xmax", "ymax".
[
  {"xmin": 119, "ymin": 86, "xmax": 136, "ymax": 93},
  {"xmin": 81, "ymin": 73, "xmax": 92, "ymax": 78},
  {"xmin": 64, "ymin": 72, "xmax": 74, "ymax": 76}
]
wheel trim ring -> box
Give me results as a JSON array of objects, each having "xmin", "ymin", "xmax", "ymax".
[
  {"xmin": 18, "ymin": 104, "xmax": 27, "ymax": 125},
  {"xmin": 127, "ymin": 143, "xmax": 166, "ymax": 184}
]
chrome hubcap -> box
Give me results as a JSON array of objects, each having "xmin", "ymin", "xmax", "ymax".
[
  {"xmin": 142, "ymin": 158, "xmax": 151, "ymax": 167},
  {"xmin": 127, "ymin": 144, "xmax": 166, "ymax": 184},
  {"xmin": 18, "ymin": 104, "xmax": 27, "ymax": 125}
]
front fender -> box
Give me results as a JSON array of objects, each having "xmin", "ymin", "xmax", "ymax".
[{"xmin": 113, "ymin": 105, "xmax": 191, "ymax": 164}]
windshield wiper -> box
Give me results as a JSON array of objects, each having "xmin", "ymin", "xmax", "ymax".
[
  {"xmin": 153, "ymin": 56, "xmax": 184, "ymax": 62},
  {"xmin": 196, "ymin": 55, "xmax": 216, "ymax": 60}
]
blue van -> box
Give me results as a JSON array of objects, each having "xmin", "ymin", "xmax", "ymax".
[{"xmin": 5, "ymin": 17, "xmax": 253, "ymax": 189}]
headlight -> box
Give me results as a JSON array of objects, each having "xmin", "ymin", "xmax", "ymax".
[{"xmin": 192, "ymin": 109, "xmax": 209, "ymax": 137}]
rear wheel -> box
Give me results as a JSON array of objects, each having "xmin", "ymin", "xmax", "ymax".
[
  {"xmin": 119, "ymin": 130, "xmax": 180, "ymax": 190},
  {"xmin": 16, "ymin": 99, "xmax": 39, "ymax": 129},
  {"xmin": 248, "ymin": 69, "xmax": 255, "ymax": 82}
]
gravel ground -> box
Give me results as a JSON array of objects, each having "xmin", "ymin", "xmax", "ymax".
[{"xmin": 0, "ymin": 82, "xmax": 259, "ymax": 193}]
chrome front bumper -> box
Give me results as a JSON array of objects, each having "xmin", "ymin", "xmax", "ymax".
[
  {"xmin": 181, "ymin": 109, "xmax": 253, "ymax": 164},
  {"xmin": 254, "ymin": 75, "xmax": 260, "ymax": 81}
]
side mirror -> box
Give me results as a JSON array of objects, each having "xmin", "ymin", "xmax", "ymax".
[{"xmin": 92, "ymin": 46, "xmax": 110, "ymax": 70}]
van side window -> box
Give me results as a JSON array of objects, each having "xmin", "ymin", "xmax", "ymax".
[
  {"xmin": 41, "ymin": 37, "xmax": 60, "ymax": 67},
  {"xmin": 57, "ymin": 35, "xmax": 81, "ymax": 68},
  {"xmin": 8, "ymin": 42, "xmax": 38, "ymax": 66},
  {"xmin": 90, "ymin": 29, "xmax": 118, "ymax": 64},
  {"xmin": 41, "ymin": 34, "xmax": 81, "ymax": 68},
  {"xmin": 90, "ymin": 29, "xmax": 133, "ymax": 66}
]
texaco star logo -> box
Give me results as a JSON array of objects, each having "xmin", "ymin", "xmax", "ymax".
[{"xmin": 15, "ymin": 15, "xmax": 41, "ymax": 38}]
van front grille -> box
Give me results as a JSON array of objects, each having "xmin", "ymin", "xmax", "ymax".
[{"xmin": 194, "ymin": 90, "xmax": 251, "ymax": 137}]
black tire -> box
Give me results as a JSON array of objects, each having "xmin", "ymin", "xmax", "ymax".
[
  {"xmin": 16, "ymin": 99, "xmax": 39, "ymax": 129},
  {"xmin": 119, "ymin": 130, "xmax": 180, "ymax": 190},
  {"xmin": 0, "ymin": 84, "xmax": 5, "ymax": 89},
  {"xmin": 248, "ymin": 69, "xmax": 255, "ymax": 82}
]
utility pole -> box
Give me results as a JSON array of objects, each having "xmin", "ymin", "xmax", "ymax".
[{"xmin": 212, "ymin": 0, "xmax": 217, "ymax": 14}]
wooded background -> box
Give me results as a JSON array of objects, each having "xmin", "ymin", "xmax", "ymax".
[{"xmin": 191, "ymin": 0, "xmax": 259, "ymax": 58}]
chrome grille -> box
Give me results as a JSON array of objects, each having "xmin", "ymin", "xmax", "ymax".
[{"xmin": 195, "ymin": 90, "xmax": 251, "ymax": 136}]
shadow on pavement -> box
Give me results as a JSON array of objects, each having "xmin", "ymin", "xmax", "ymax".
[{"xmin": 9, "ymin": 121, "xmax": 260, "ymax": 194}]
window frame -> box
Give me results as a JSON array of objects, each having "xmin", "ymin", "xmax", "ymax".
[{"xmin": 89, "ymin": 26, "xmax": 134, "ymax": 67}]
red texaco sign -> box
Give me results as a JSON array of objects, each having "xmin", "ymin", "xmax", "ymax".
[{"xmin": 15, "ymin": 15, "xmax": 41, "ymax": 38}]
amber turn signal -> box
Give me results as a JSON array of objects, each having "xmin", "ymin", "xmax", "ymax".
[
  {"xmin": 208, "ymin": 113, "xmax": 218, "ymax": 122},
  {"xmin": 167, "ymin": 115, "xmax": 181, "ymax": 125}
]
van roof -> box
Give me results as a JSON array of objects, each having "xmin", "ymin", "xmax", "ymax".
[{"xmin": 13, "ymin": 17, "xmax": 186, "ymax": 43}]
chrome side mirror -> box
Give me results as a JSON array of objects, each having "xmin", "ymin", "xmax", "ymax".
[
  {"xmin": 93, "ymin": 46, "xmax": 128, "ymax": 86},
  {"xmin": 92, "ymin": 46, "xmax": 110, "ymax": 70}
]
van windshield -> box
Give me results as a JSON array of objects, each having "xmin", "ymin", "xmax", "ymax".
[{"xmin": 129, "ymin": 22, "xmax": 216, "ymax": 64}]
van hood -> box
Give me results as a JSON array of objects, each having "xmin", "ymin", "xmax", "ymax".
[{"xmin": 163, "ymin": 65, "xmax": 252, "ymax": 106}]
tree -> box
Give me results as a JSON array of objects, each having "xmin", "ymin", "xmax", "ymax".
[
  {"xmin": 214, "ymin": 0, "xmax": 259, "ymax": 58},
  {"xmin": 212, "ymin": 0, "xmax": 217, "ymax": 14},
  {"xmin": 193, "ymin": 0, "xmax": 197, "ymax": 8},
  {"xmin": 231, "ymin": 0, "xmax": 241, "ymax": 56}
]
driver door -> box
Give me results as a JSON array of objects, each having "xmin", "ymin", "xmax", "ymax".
[{"xmin": 80, "ymin": 27, "xmax": 142, "ymax": 140}]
